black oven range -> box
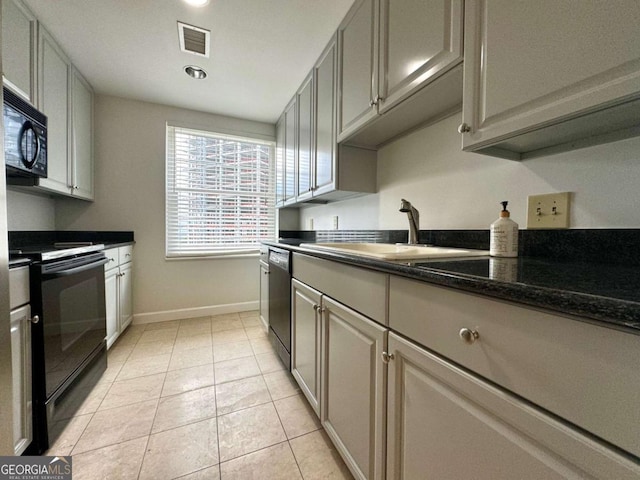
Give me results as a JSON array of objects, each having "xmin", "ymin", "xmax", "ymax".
[{"xmin": 11, "ymin": 243, "xmax": 109, "ymax": 454}]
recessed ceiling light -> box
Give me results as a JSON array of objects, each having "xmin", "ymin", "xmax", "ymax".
[
  {"xmin": 183, "ymin": 0, "xmax": 209, "ymax": 6},
  {"xmin": 184, "ymin": 65, "xmax": 207, "ymax": 79}
]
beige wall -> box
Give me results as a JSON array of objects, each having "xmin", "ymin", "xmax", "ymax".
[
  {"xmin": 6, "ymin": 189, "xmax": 56, "ymax": 230},
  {"xmin": 300, "ymin": 112, "xmax": 640, "ymax": 230},
  {"xmin": 55, "ymin": 95, "xmax": 275, "ymax": 320}
]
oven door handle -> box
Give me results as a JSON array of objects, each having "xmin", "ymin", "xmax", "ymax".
[{"xmin": 41, "ymin": 257, "xmax": 109, "ymax": 278}]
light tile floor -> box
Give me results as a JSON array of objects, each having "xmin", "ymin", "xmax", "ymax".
[{"xmin": 46, "ymin": 312, "xmax": 353, "ymax": 480}]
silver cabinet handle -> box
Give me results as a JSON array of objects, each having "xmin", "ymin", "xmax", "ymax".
[
  {"xmin": 369, "ymin": 95, "xmax": 384, "ymax": 107},
  {"xmin": 381, "ymin": 351, "xmax": 394, "ymax": 363},
  {"xmin": 459, "ymin": 328, "xmax": 479, "ymax": 344},
  {"xmin": 30, "ymin": 315, "xmax": 40, "ymax": 324},
  {"xmin": 458, "ymin": 123, "xmax": 471, "ymax": 134}
]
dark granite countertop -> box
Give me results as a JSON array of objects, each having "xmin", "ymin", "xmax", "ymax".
[{"xmin": 263, "ymin": 240, "xmax": 640, "ymax": 334}]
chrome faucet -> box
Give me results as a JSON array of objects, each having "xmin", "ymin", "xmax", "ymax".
[{"xmin": 399, "ymin": 199, "xmax": 420, "ymax": 245}]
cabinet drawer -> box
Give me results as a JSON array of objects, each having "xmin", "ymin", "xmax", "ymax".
[
  {"xmin": 388, "ymin": 332, "xmax": 640, "ymax": 480},
  {"xmin": 9, "ymin": 266, "xmax": 29, "ymax": 310},
  {"xmin": 118, "ymin": 245, "xmax": 133, "ymax": 265},
  {"xmin": 104, "ymin": 248, "xmax": 119, "ymax": 271},
  {"xmin": 389, "ymin": 276, "xmax": 640, "ymax": 458},
  {"xmin": 293, "ymin": 253, "xmax": 388, "ymax": 324}
]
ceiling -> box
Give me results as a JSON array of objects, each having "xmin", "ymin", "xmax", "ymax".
[{"xmin": 24, "ymin": 0, "xmax": 354, "ymax": 124}]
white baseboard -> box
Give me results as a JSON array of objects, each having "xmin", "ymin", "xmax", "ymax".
[{"xmin": 133, "ymin": 301, "xmax": 259, "ymax": 325}]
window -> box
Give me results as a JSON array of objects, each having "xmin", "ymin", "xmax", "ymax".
[{"xmin": 166, "ymin": 125, "xmax": 275, "ymax": 257}]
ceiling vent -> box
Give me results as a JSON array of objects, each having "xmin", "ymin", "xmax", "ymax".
[{"xmin": 178, "ymin": 22, "xmax": 210, "ymax": 58}]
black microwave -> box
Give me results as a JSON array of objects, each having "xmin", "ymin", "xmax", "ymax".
[{"xmin": 3, "ymin": 86, "xmax": 47, "ymax": 181}]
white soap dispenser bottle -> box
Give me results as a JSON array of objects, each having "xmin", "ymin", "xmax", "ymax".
[{"xmin": 490, "ymin": 201, "xmax": 518, "ymax": 257}]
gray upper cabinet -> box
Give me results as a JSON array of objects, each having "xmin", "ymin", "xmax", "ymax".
[
  {"xmin": 284, "ymin": 96, "xmax": 297, "ymax": 205},
  {"xmin": 71, "ymin": 67, "xmax": 94, "ymax": 200},
  {"xmin": 275, "ymin": 34, "xmax": 377, "ymax": 208},
  {"xmin": 2, "ymin": 0, "xmax": 37, "ymax": 102},
  {"xmin": 313, "ymin": 36, "xmax": 338, "ymax": 196},
  {"xmin": 336, "ymin": 0, "xmax": 378, "ymax": 141},
  {"xmin": 377, "ymin": 0, "xmax": 463, "ymax": 114},
  {"xmin": 296, "ymin": 73, "xmax": 314, "ymax": 202},
  {"xmin": 460, "ymin": 0, "xmax": 640, "ymax": 160},
  {"xmin": 37, "ymin": 25, "xmax": 71, "ymax": 196},
  {"xmin": 35, "ymin": 24, "xmax": 95, "ymax": 200},
  {"xmin": 338, "ymin": 0, "xmax": 464, "ymax": 148},
  {"xmin": 275, "ymin": 115, "xmax": 285, "ymax": 207}
]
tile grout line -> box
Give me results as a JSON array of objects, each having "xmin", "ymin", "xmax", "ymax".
[{"xmin": 211, "ymin": 316, "xmax": 223, "ymax": 474}]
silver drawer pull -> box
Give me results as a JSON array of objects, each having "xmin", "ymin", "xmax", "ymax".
[
  {"xmin": 381, "ymin": 351, "xmax": 394, "ymax": 363},
  {"xmin": 30, "ymin": 315, "xmax": 40, "ymax": 324},
  {"xmin": 459, "ymin": 328, "xmax": 479, "ymax": 344}
]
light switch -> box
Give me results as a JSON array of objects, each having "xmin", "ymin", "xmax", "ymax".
[{"xmin": 527, "ymin": 192, "xmax": 571, "ymax": 229}]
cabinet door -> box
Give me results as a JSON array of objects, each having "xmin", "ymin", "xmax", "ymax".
[
  {"xmin": 337, "ymin": 0, "xmax": 379, "ymax": 141},
  {"xmin": 291, "ymin": 279, "xmax": 322, "ymax": 416},
  {"xmin": 105, "ymin": 267, "xmax": 119, "ymax": 349},
  {"xmin": 259, "ymin": 262, "xmax": 269, "ymax": 329},
  {"xmin": 321, "ymin": 296, "xmax": 386, "ymax": 480},
  {"xmin": 119, "ymin": 263, "xmax": 133, "ymax": 332},
  {"xmin": 10, "ymin": 305, "xmax": 32, "ymax": 456},
  {"xmin": 313, "ymin": 35, "xmax": 338, "ymax": 197},
  {"xmin": 296, "ymin": 73, "xmax": 314, "ymax": 202},
  {"xmin": 38, "ymin": 26, "xmax": 71, "ymax": 195},
  {"xmin": 378, "ymin": 0, "xmax": 463, "ymax": 114},
  {"xmin": 71, "ymin": 68, "xmax": 94, "ymax": 200},
  {"xmin": 283, "ymin": 97, "xmax": 297, "ymax": 204},
  {"xmin": 1, "ymin": 0, "xmax": 37, "ymax": 102},
  {"xmin": 386, "ymin": 332, "xmax": 640, "ymax": 480},
  {"xmin": 461, "ymin": 0, "xmax": 640, "ymax": 157},
  {"xmin": 275, "ymin": 115, "xmax": 285, "ymax": 207}
]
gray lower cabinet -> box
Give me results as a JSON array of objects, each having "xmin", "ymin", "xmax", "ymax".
[
  {"xmin": 105, "ymin": 262, "xmax": 119, "ymax": 348},
  {"xmin": 259, "ymin": 261, "xmax": 269, "ymax": 329},
  {"xmin": 386, "ymin": 332, "xmax": 640, "ymax": 480},
  {"xmin": 10, "ymin": 305, "xmax": 32, "ymax": 456},
  {"xmin": 291, "ymin": 279, "xmax": 322, "ymax": 416},
  {"xmin": 9, "ymin": 266, "xmax": 32, "ymax": 456},
  {"xmin": 291, "ymin": 252, "xmax": 640, "ymax": 479},
  {"xmin": 321, "ymin": 296, "xmax": 386, "ymax": 480},
  {"xmin": 105, "ymin": 246, "xmax": 134, "ymax": 348}
]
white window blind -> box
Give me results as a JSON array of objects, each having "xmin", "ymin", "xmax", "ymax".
[{"xmin": 166, "ymin": 126, "xmax": 275, "ymax": 257}]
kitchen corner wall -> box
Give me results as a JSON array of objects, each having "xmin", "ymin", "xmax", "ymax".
[
  {"xmin": 55, "ymin": 94, "xmax": 275, "ymax": 319},
  {"xmin": 299, "ymin": 112, "xmax": 640, "ymax": 231}
]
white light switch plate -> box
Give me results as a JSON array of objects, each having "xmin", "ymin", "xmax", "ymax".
[{"xmin": 527, "ymin": 192, "xmax": 571, "ymax": 229}]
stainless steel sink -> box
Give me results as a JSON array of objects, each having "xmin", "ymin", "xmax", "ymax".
[{"xmin": 299, "ymin": 243, "xmax": 489, "ymax": 260}]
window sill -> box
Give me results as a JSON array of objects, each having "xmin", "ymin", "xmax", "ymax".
[{"xmin": 166, "ymin": 250, "xmax": 260, "ymax": 261}]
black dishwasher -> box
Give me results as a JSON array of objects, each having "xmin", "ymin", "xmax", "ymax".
[{"xmin": 268, "ymin": 247, "xmax": 291, "ymax": 370}]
